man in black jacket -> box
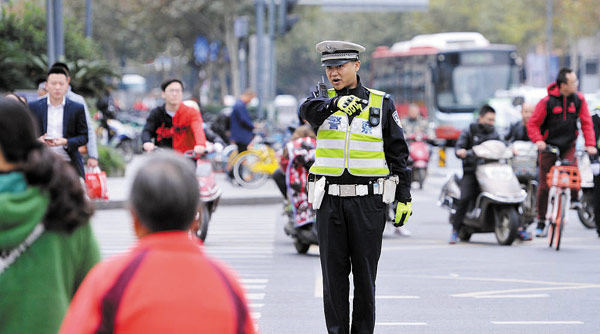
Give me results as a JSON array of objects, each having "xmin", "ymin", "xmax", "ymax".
[
  {"xmin": 505, "ymin": 102, "xmax": 534, "ymax": 143},
  {"xmin": 450, "ymin": 105, "xmax": 499, "ymax": 244}
]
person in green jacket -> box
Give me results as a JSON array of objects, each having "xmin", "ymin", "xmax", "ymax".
[{"xmin": 0, "ymin": 97, "xmax": 101, "ymax": 334}]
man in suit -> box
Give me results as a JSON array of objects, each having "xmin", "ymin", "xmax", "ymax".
[
  {"xmin": 48, "ymin": 62, "xmax": 99, "ymax": 168},
  {"xmin": 28, "ymin": 67, "xmax": 88, "ymax": 177}
]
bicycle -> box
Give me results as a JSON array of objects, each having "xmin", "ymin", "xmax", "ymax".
[
  {"xmin": 544, "ymin": 145, "xmax": 581, "ymax": 251},
  {"xmin": 230, "ymin": 138, "xmax": 280, "ymax": 188}
]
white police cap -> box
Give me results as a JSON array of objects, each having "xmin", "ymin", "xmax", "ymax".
[{"xmin": 316, "ymin": 40, "xmax": 366, "ymax": 67}]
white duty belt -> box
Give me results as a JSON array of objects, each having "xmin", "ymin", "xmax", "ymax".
[{"xmin": 327, "ymin": 183, "xmax": 384, "ymax": 197}]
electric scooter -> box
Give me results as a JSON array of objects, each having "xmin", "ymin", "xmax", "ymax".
[
  {"xmin": 438, "ymin": 140, "xmax": 527, "ymax": 245},
  {"xmin": 184, "ymin": 145, "xmax": 222, "ymax": 242}
]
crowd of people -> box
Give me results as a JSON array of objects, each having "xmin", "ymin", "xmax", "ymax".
[
  {"xmin": 2, "ymin": 49, "xmax": 600, "ymax": 334},
  {"xmin": 0, "ymin": 63, "xmax": 257, "ymax": 333}
]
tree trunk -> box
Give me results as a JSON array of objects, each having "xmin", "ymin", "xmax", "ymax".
[{"xmin": 218, "ymin": 56, "xmax": 229, "ymax": 102}]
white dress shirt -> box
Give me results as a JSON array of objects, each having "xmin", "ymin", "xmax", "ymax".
[{"xmin": 47, "ymin": 97, "xmax": 71, "ymax": 161}]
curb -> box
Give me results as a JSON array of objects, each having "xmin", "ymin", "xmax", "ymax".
[{"xmin": 93, "ymin": 196, "xmax": 283, "ymax": 210}]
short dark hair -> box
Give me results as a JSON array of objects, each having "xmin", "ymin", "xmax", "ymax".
[
  {"xmin": 130, "ymin": 151, "xmax": 200, "ymax": 232},
  {"xmin": 160, "ymin": 78, "xmax": 184, "ymax": 91},
  {"xmin": 50, "ymin": 62, "xmax": 71, "ymax": 76},
  {"xmin": 556, "ymin": 67, "xmax": 573, "ymax": 87},
  {"xmin": 479, "ymin": 104, "xmax": 496, "ymax": 117},
  {"xmin": 47, "ymin": 66, "xmax": 69, "ymax": 78}
]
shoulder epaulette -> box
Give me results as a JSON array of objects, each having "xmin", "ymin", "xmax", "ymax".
[{"xmin": 365, "ymin": 87, "xmax": 386, "ymax": 97}]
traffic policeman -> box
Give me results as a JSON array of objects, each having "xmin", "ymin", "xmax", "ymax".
[{"xmin": 300, "ymin": 40, "xmax": 412, "ymax": 334}]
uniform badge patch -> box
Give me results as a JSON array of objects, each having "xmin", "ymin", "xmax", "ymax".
[
  {"xmin": 328, "ymin": 116, "xmax": 342, "ymax": 130},
  {"xmin": 361, "ymin": 121, "xmax": 373, "ymax": 135},
  {"xmin": 392, "ymin": 110, "xmax": 402, "ymax": 128}
]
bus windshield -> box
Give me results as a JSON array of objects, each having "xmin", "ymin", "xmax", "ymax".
[{"xmin": 435, "ymin": 64, "xmax": 513, "ymax": 111}]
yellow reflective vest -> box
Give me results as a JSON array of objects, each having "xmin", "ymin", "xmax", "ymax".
[{"xmin": 310, "ymin": 87, "xmax": 390, "ymax": 177}]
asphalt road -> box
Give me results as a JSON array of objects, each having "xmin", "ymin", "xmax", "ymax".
[{"xmin": 90, "ymin": 151, "xmax": 600, "ymax": 333}]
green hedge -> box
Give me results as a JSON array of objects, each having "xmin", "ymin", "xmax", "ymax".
[{"xmin": 97, "ymin": 145, "xmax": 125, "ymax": 177}]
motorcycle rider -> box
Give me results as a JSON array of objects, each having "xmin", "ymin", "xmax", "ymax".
[
  {"xmin": 526, "ymin": 68, "xmax": 597, "ymax": 237},
  {"xmin": 96, "ymin": 87, "xmax": 118, "ymax": 139},
  {"xmin": 451, "ymin": 105, "xmax": 501, "ymax": 244},
  {"xmin": 402, "ymin": 103, "xmax": 434, "ymax": 139},
  {"xmin": 142, "ymin": 79, "xmax": 206, "ymax": 155},
  {"xmin": 504, "ymin": 101, "xmax": 536, "ymax": 240},
  {"xmin": 505, "ymin": 102, "xmax": 534, "ymax": 143},
  {"xmin": 393, "ymin": 103, "xmax": 431, "ymax": 236}
]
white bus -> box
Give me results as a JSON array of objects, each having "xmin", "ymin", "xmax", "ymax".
[{"xmin": 370, "ymin": 32, "xmax": 521, "ymax": 143}]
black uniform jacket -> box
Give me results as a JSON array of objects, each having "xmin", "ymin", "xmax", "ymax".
[{"xmin": 299, "ymin": 76, "xmax": 411, "ymax": 202}]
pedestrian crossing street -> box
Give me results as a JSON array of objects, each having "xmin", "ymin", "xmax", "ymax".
[{"xmin": 91, "ymin": 204, "xmax": 279, "ymax": 332}]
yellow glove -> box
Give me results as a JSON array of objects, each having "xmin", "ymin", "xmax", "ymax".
[
  {"xmin": 336, "ymin": 95, "xmax": 366, "ymax": 116},
  {"xmin": 394, "ymin": 201, "xmax": 412, "ymax": 227}
]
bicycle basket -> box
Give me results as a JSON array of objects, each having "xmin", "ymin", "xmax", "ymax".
[
  {"xmin": 511, "ymin": 155, "xmax": 537, "ymax": 178},
  {"xmin": 546, "ymin": 165, "xmax": 581, "ymax": 190}
]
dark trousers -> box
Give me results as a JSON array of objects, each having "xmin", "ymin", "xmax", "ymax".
[
  {"xmin": 451, "ymin": 172, "xmax": 480, "ymax": 231},
  {"xmin": 237, "ymin": 143, "xmax": 248, "ymax": 153},
  {"xmin": 227, "ymin": 143, "xmax": 249, "ymax": 179},
  {"xmin": 316, "ymin": 194, "xmax": 386, "ymax": 334},
  {"xmin": 272, "ymin": 168, "xmax": 287, "ymax": 198},
  {"xmin": 536, "ymin": 145, "xmax": 576, "ymax": 221},
  {"xmin": 594, "ymin": 173, "xmax": 600, "ymax": 235}
]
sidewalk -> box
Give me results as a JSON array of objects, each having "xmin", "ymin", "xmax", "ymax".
[{"xmin": 93, "ymin": 156, "xmax": 283, "ymax": 210}]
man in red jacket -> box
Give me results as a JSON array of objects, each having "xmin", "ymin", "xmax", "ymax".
[
  {"xmin": 142, "ymin": 78, "xmax": 206, "ymax": 154},
  {"xmin": 526, "ymin": 67, "xmax": 597, "ymax": 237},
  {"xmin": 60, "ymin": 152, "xmax": 255, "ymax": 334}
]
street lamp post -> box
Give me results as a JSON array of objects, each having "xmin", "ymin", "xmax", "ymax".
[
  {"xmin": 46, "ymin": 0, "xmax": 55, "ymax": 65},
  {"xmin": 46, "ymin": 0, "xmax": 64, "ymax": 65},
  {"xmin": 255, "ymin": 0, "xmax": 265, "ymax": 120}
]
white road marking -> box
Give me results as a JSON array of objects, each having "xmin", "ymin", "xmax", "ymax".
[
  {"xmin": 475, "ymin": 294, "xmax": 549, "ymax": 298},
  {"xmin": 250, "ymin": 312, "xmax": 262, "ymax": 319},
  {"xmin": 452, "ymin": 284, "xmax": 600, "ymax": 298},
  {"xmin": 212, "ymin": 255, "xmax": 273, "ymax": 259},
  {"xmin": 249, "ymin": 303, "xmax": 264, "ymax": 308},
  {"xmin": 492, "ymin": 321, "xmax": 584, "ymax": 325},
  {"xmin": 246, "ymin": 293, "xmax": 266, "ymax": 300},
  {"xmin": 243, "ymin": 284, "xmax": 267, "ymax": 290},
  {"xmin": 394, "ymin": 274, "xmax": 600, "ymax": 298},
  {"xmin": 315, "ymin": 272, "xmax": 323, "ymax": 298},
  {"xmin": 376, "ymin": 322, "xmax": 428, "ymax": 326},
  {"xmin": 241, "ymin": 279, "xmax": 269, "ymax": 284},
  {"xmin": 370, "ymin": 295, "xmax": 420, "ymax": 299},
  {"xmin": 313, "ymin": 272, "xmax": 420, "ymax": 299}
]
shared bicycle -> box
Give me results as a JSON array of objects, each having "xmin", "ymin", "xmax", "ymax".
[{"xmin": 543, "ymin": 145, "xmax": 581, "ymax": 251}]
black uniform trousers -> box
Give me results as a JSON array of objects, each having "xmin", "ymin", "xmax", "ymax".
[
  {"xmin": 594, "ymin": 173, "xmax": 600, "ymax": 236},
  {"xmin": 316, "ymin": 193, "xmax": 386, "ymax": 334},
  {"xmin": 451, "ymin": 172, "xmax": 480, "ymax": 232}
]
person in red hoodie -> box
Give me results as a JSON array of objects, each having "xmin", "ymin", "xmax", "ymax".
[
  {"xmin": 60, "ymin": 151, "xmax": 255, "ymax": 334},
  {"xmin": 526, "ymin": 67, "xmax": 597, "ymax": 237},
  {"xmin": 142, "ymin": 78, "xmax": 206, "ymax": 154}
]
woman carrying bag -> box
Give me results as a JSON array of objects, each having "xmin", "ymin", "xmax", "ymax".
[{"xmin": 0, "ymin": 97, "xmax": 100, "ymax": 334}]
